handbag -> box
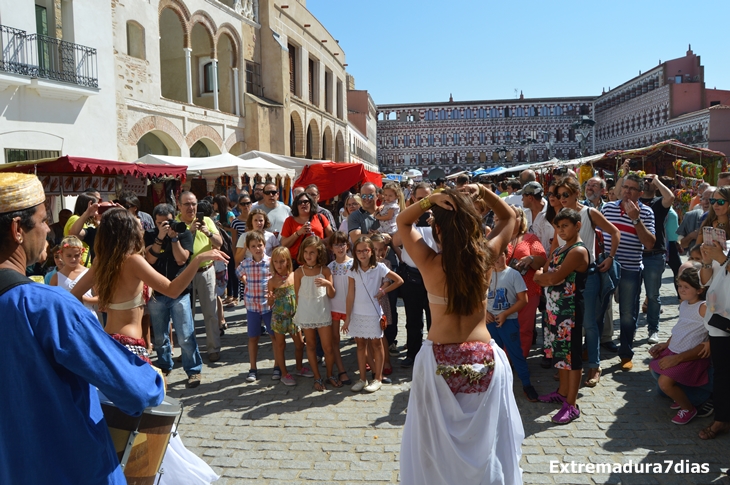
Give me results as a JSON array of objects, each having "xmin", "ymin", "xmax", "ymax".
[
  {"xmin": 707, "ymin": 313, "xmax": 730, "ymax": 333},
  {"xmin": 355, "ymin": 268, "xmax": 388, "ymax": 330}
]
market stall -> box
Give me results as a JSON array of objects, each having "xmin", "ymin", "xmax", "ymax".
[
  {"xmin": 238, "ymin": 150, "xmax": 329, "ymax": 178},
  {"xmin": 136, "ymin": 153, "xmax": 295, "ymax": 204},
  {"xmin": 0, "ymin": 155, "xmax": 188, "ymax": 206}
]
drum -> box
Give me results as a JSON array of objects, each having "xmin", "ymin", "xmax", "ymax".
[{"xmin": 98, "ymin": 390, "xmax": 182, "ymax": 485}]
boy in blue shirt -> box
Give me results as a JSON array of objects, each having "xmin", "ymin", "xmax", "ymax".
[{"xmin": 487, "ymin": 248, "xmax": 539, "ymax": 401}]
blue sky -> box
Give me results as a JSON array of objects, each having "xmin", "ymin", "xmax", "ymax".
[{"xmin": 308, "ymin": 0, "xmax": 730, "ymax": 106}]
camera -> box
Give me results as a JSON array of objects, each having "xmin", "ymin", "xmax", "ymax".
[
  {"xmin": 552, "ymin": 167, "xmax": 568, "ymax": 176},
  {"xmin": 162, "ymin": 221, "xmax": 188, "ymax": 233}
]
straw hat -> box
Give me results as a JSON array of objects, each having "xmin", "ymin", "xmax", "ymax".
[{"xmin": 0, "ymin": 173, "xmax": 45, "ymax": 214}]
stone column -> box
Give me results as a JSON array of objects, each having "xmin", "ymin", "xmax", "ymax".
[
  {"xmin": 232, "ymin": 67, "xmax": 240, "ymax": 116},
  {"xmin": 212, "ymin": 59, "xmax": 219, "ymax": 111},
  {"xmin": 184, "ymin": 48, "xmax": 193, "ymax": 104}
]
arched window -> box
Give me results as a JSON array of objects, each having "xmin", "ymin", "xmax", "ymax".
[
  {"xmin": 465, "ymin": 109, "xmax": 473, "ymax": 119},
  {"xmin": 490, "ymin": 108, "xmax": 498, "ymax": 118},
  {"xmin": 439, "ymin": 109, "xmax": 446, "ymax": 120},
  {"xmin": 126, "ymin": 21, "xmax": 145, "ymax": 60},
  {"xmin": 452, "ymin": 108, "xmax": 460, "ymax": 119}
]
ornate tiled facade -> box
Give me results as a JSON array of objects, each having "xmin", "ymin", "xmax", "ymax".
[
  {"xmin": 376, "ymin": 96, "xmax": 596, "ymax": 176},
  {"xmin": 378, "ymin": 47, "xmax": 730, "ymax": 176}
]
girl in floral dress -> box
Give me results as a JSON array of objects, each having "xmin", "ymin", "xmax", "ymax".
[{"xmin": 534, "ymin": 208, "xmax": 589, "ymax": 424}]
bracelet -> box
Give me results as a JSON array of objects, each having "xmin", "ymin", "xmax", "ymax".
[
  {"xmin": 606, "ymin": 254, "xmax": 614, "ymax": 259},
  {"xmin": 154, "ymin": 238, "xmax": 164, "ymax": 245},
  {"xmin": 148, "ymin": 248, "xmax": 160, "ymax": 257},
  {"xmin": 419, "ymin": 196, "xmax": 432, "ymax": 211},
  {"xmin": 171, "ymin": 237, "xmax": 179, "ymax": 243},
  {"xmin": 722, "ymin": 256, "xmax": 730, "ymax": 267},
  {"xmin": 206, "ymin": 232, "xmax": 213, "ymax": 238},
  {"xmin": 702, "ymin": 263, "xmax": 712, "ymax": 269}
]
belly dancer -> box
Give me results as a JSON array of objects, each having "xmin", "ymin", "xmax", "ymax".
[{"xmin": 398, "ymin": 184, "xmax": 524, "ymax": 485}]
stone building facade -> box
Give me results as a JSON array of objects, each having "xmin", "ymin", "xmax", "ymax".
[
  {"xmin": 376, "ymin": 95, "xmax": 596, "ymax": 176},
  {"xmin": 347, "ymin": 86, "xmax": 377, "ymax": 171},
  {"xmin": 114, "ymin": 0, "xmax": 349, "ymax": 162},
  {"xmin": 0, "ymin": 0, "xmax": 116, "ymax": 163},
  {"xmin": 594, "ymin": 47, "xmax": 730, "ymax": 157}
]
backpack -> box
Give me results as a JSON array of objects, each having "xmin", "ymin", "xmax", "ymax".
[{"xmin": 215, "ymin": 221, "xmax": 234, "ymax": 260}]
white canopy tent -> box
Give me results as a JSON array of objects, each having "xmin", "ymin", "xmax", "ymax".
[
  {"xmin": 135, "ymin": 153, "xmax": 295, "ymax": 188},
  {"xmin": 238, "ymin": 150, "xmax": 329, "ymax": 178}
]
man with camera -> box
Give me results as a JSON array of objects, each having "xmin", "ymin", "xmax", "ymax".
[
  {"xmin": 145, "ymin": 203, "xmax": 203, "ymax": 388},
  {"xmin": 177, "ymin": 191, "xmax": 223, "ymax": 363}
]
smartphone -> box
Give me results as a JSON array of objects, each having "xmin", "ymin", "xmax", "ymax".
[
  {"xmin": 703, "ymin": 226, "xmax": 716, "ymax": 245},
  {"xmin": 98, "ymin": 204, "xmax": 114, "ymax": 214},
  {"xmin": 509, "ymin": 258, "xmax": 528, "ymax": 276},
  {"xmin": 196, "ymin": 211, "xmax": 204, "ymax": 223},
  {"xmin": 713, "ymin": 227, "xmax": 726, "ymax": 245}
]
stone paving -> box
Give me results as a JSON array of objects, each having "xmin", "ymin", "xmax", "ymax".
[{"xmin": 164, "ymin": 267, "xmax": 730, "ymax": 485}]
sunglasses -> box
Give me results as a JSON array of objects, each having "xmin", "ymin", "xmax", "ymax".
[
  {"xmin": 361, "ymin": 194, "xmax": 375, "ymax": 200},
  {"xmin": 557, "ymin": 192, "xmax": 572, "ymax": 199},
  {"xmin": 710, "ymin": 198, "xmax": 728, "ymax": 206},
  {"xmin": 297, "ymin": 200, "xmax": 310, "ymax": 205},
  {"xmin": 263, "ymin": 190, "xmax": 278, "ymax": 196},
  {"xmin": 239, "ymin": 201, "xmax": 252, "ymax": 206}
]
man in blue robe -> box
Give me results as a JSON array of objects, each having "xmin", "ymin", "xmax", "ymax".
[{"xmin": 0, "ymin": 172, "xmax": 165, "ymax": 485}]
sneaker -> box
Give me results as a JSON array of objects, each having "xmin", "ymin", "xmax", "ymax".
[
  {"xmin": 400, "ymin": 357, "xmax": 414, "ymax": 368},
  {"xmin": 272, "ymin": 367, "xmax": 282, "ymax": 380},
  {"xmin": 552, "ymin": 401, "xmax": 580, "ymax": 424},
  {"xmin": 364, "ymin": 379, "xmax": 382, "ymax": 393},
  {"xmin": 670, "ymin": 401, "xmax": 681, "ymax": 410},
  {"xmin": 246, "ymin": 369, "xmax": 258, "ymax": 382},
  {"xmin": 672, "ymin": 408, "xmax": 697, "ymax": 425},
  {"xmin": 382, "ymin": 376, "xmax": 392, "ymax": 384},
  {"xmin": 620, "ymin": 358, "xmax": 633, "ymax": 371},
  {"xmin": 186, "ymin": 374, "xmax": 201, "ymax": 388},
  {"xmin": 523, "ymin": 385, "xmax": 539, "ymax": 402},
  {"xmin": 294, "ymin": 366, "xmax": 314, "ymax": 377},
  {"xmin": 389, "ymin": 343, "xmax": 399, "ymax": 356},
  {"xmin": 697, "ymin": 399, "xmax": 714, "ymax": 418},
  {"xmin": 351, "ymin": 379, "xmax": 368, "ymax": 392},
  {"xmin": 280, "ymin": 374, "xmax": 296, "ymax": 386},
  {"xmin": 648, "ymin": 332, "xmax": 660, "ymax": 344},
  {"xmin": 539, "ymin": 389, "xmax": 567, "ymax": 404}
]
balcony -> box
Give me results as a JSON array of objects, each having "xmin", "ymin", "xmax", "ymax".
[{"xmin": 0, "ymin": 24, "xmax": 98, "ymax": 99}]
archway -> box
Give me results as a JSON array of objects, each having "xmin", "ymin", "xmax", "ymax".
[
  {"xmin": 190, "ymin": 21, "xmax": 215, "ymax": 109},
  {"xmin": 322, "ymin": 125, "xmax": 333, "ymax": 161},
  {"xmin": 159, "ymin": 8, "xmax": 187, "ymax": 103},
  {"xmin": 305, "ymin": 118, "xmax": 321, "ymax": 160},
  {"xmin": 335, "ymin": 130, "xmax": 345, "ymax": 162},
  {"xmin": 289, "ymin": 111, "xmax": 304, "ymax": 157},
  {"xmin": 190, "ymin": 138, "xmax": 221, "ymax": 157},
  {"xmin": 137, "ymin": 132, "xmax": 170, "ymax": 157},
  {"xmin": 216, "ymin": 32, "xmax": 235, "ymax": 114}
]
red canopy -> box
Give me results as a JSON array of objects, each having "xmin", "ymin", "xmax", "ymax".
[
  {"xmin": 0, "ymin": 155, "xmax": 187, "ymax": 180},
  {"xmin": 294, "ymin": 163, "xmax": 381, "ymax": 200}
]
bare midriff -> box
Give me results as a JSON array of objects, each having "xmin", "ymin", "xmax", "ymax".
[{"xmin": 104, "ymin": 307, "xmax": 144, "ymax": 339}]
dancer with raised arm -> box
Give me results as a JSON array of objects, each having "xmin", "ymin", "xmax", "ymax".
[{"xmin": 398, "ymin": 184, "xmax": 524, "ymax": 485}]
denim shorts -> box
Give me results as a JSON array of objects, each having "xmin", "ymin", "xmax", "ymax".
[{"xmin": 247, "ymin": 311, "xmax": 273, "ymax": 337}]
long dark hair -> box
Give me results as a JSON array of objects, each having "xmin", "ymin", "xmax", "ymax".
[
  {"xmin": 93, "ymin": 208, "xmax": 145, "ymax": 308},
  {"xmin": 292, "ymin": 193, "xmax": 316, "ymax": 218},
  {"xmin": 73, "ymin": 193, "xmax": 97, "ymax": 217},
  {"xmin": 431, "ymin": 189, "xmax": 493, "ymax": 315},
  {"xmin": 545, "ymin": 178, "xmax": 562, "ymax": 225}
]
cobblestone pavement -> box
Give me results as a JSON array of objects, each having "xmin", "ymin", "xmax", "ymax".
[{"xmin": 164, "ymin": 267, "xmax": 730, "ymax": 485}]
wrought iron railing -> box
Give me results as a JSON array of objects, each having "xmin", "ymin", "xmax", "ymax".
[
  {"xmin": 0, "ymin": 25, "xmax": 32, "ymax": 76},
  {"xmin": 0, "ymin": 24, "xmax": 98, "ymax": 88}
]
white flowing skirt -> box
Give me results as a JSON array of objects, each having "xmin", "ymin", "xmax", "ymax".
[{"xmin": 400, "ymin": 340, "xmax": 524, "ymax": 485}]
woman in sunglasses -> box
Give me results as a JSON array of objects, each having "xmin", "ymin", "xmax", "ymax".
[
  {"xmin": 696, "ymin": 186, "xmax": 730, "ymax": 246},
  {"xmin": 549, "ymin": 176, "xmax": 620, "ymax": 388},
  {"xmin": 280, "ymin": 193, "xmax": 334, "ymax": 266}
]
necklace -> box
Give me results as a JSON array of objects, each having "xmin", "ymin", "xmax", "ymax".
[
  {"xmin": 305, "ymin": 265, "xmax": 315, "ymax": 270},
  {"xmin": 718, "ymin": 222, "xmax": 727, "ymax": 229}
]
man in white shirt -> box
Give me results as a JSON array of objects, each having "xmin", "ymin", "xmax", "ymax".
[{"xmin": 251, "ymin": 182, "xmax": 291, "ymax": 234}]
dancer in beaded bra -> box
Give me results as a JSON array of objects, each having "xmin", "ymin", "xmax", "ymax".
[{"xmin": 398, "ymin": 184, "xmax": 524, "ymax": 485}]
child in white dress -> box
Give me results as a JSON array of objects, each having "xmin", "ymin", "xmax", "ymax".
[{"xmin": 374, "ymin": 183, "xmax": 405, "ymax": 235}]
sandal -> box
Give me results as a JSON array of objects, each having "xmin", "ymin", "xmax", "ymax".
[
  {"xmin": 313, "ymin": 378, "xmax": 326, "ymax": 391},
  {"xmin": 327, "ymin": 376, "xmax": 342, "ymax": 388},
  {"xmin": 584, "ymin": 368, "xmax": 601, "ymax": 388},
  {"xmin": 699, "ymin": 422, "xmax": 730, "ymax": 440},
  {"xmin": 338, "ymin": 372, "xmax": 352, "ymax": 385}
]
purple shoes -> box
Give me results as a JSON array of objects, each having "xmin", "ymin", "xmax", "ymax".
[
  {"xmin": 538, "ymin": 389, "xmax": 567, "ymax": 404},
  {"xmin": 552, "ymin": 401, "xmax": 580, "ymax": 424}
]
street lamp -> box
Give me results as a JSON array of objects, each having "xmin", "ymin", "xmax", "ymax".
[{"xmin": 572, "ymin": 115, "xmax": 595, "ymax": 157}]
